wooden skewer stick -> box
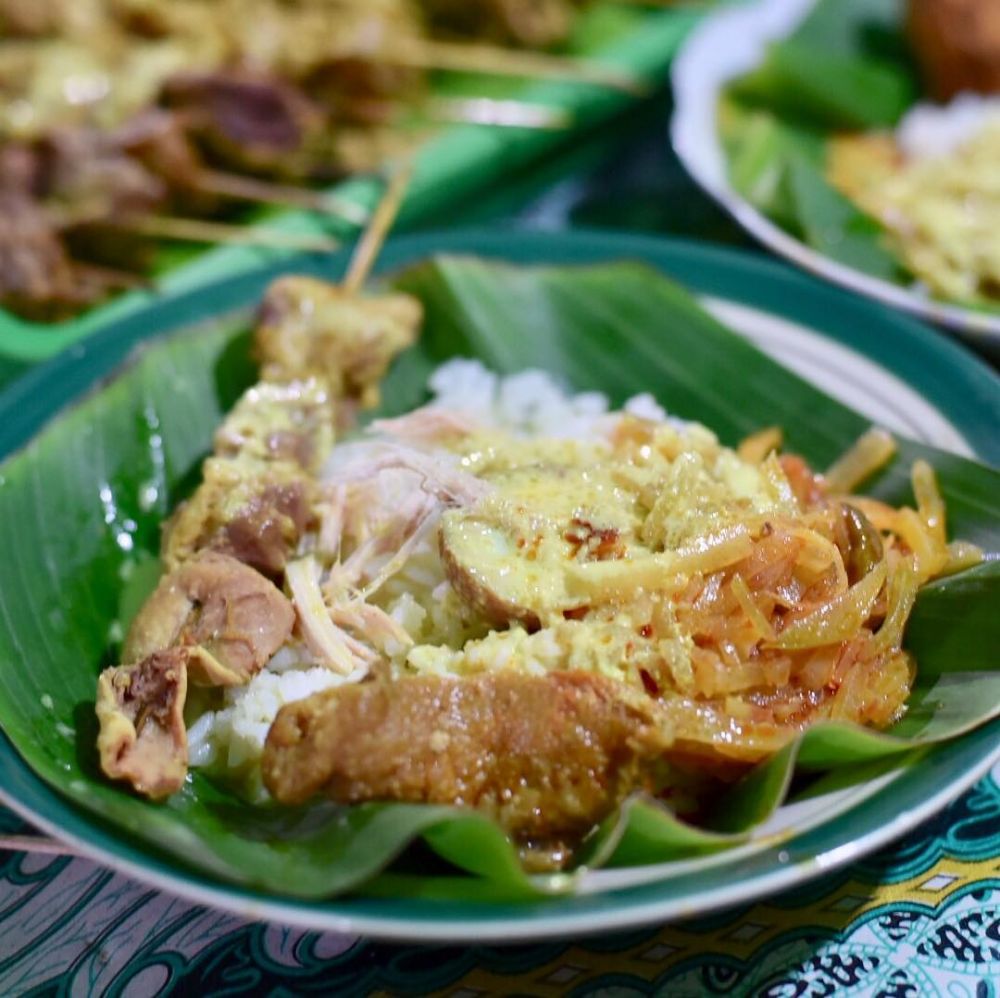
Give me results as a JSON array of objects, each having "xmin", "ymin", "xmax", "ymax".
[
  {"xmin": 384, "ymin": 38, "xmax": 649, "ymax": 96},
  {"xmin": 104, "ymin": 215, "xmax": 340, "ymax": 253},
  {"xmin": 75, "ymin": 261, "xmax": 153, "ymax": 289},
  {"xmin": 342, "ymin": 162, "xmax": 412, "ymax": 295},
  {"xmin": 194, "ymin": 170, "xmax": 370, "ymax": 226},
  {"xmin": 422, "ymin": 96, "xmax": 571, "ymax": 130},
  {"xmin": 0, "ymin": 834, "xmax": 78, "ymax": 857}
]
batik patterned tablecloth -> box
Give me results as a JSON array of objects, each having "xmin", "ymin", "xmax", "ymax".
[{"xmin": 1, "ymin": 761, "xmax": 997, "ymax": 997}]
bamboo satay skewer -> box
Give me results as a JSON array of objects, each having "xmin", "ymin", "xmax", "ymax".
[
  {"xmin": 193, "ymin": 170, "xmax": 370, "ymax": 226},
  {"xmin": 383, "ymin": 38, "xmax": 649, "ymax": 96},
  {"xmin": 421, "ymin": 96, "xmax": 571, "ymax": 130},
  {"xmin": 103, "ymin": 215, "xmax": 340, "ymax": 253},
  {"xmin": 0, "ymin": 834, "xmax": 78, "ymax": 857},
  {"xmin": 342, "ymin": 162, "xmax": 412, "ymax": 294},
  {"xmin": 75, "ymin": 260, "xmax": 153, "ymax": 289}
]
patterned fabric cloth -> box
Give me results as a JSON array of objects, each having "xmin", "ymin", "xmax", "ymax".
[{"xmin": 2, "ymin": 762, "xmax": 997, "ymax": 996}]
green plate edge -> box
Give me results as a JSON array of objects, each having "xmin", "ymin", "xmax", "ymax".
[
  {"xmin": 0, "ymin": 229, "xmax": 997, "ymax": 940},
  {"xmin": 0, "ymin": 7, "xmax": 701, "ymax": 365}
]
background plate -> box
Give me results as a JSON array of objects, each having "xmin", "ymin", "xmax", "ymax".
[
  {"xmin": 0, "ymin": 229, "xmax": 998, "ymax": 942},
  {"xmin": 670, "ymin": 0, "xmax": 1000, "ymax": 343}
]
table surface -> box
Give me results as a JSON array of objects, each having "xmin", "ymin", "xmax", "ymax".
[{"xmin": 2, "ymin": 92, "xmax": 998, "ymax": 997}]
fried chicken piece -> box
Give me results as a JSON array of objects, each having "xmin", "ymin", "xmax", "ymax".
[
  {"xmin": 162, "ymin": 458, "xmax": 317, "ymax": 577},
  {"xmin": 124, "ymin": 550, "xmax": 295, "ymax": 685},
  {"xmin": 255, "ymin": 276, "xmax": 422, "ymax": 410},
  {"xmin": 263, "ymin": 671, "xmax": 673, "ymax": 861},
  {"xmin": 97, "ymin": 647, "xmax": 188, "ymax": 799}
]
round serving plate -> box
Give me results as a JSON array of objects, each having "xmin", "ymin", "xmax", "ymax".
[
  {"xmin": 670, "ymin": 0, "xmax": 1000, "ymax": 344},
  {"xmin": 0, "ymin": 229, "xmax": 997, "ymax": 943}
]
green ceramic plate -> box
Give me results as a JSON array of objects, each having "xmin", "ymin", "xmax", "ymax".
[{"xmin": 0, "ymin": 230, "xmax": 997, "ymax": 942}]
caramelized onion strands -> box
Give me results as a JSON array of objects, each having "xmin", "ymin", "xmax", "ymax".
[
  {"xmin": 870, "ymin": 554, "xmax": 919, "ymax": 656},
  {"xmin": 737, "ymin": 426, "xmax": 783, "ymax": 464},
  {"xmin": 730, "ymin": 573, "xmax": 776, "ymax": 641},
  {"xmin": 825, "ymin": 428, "xmax": 897, "ymax": 494},
  {"xmin": 568, "ymin": 525, "xmax": 754, "ymax": 601},
  {"xmin": 768, "ymin": 559, "xmax": 887, "ymax": 650}
]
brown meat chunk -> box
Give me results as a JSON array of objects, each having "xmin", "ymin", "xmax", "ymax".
[
  {"xmin": 96, "ymin": 648, "xmax": 188, "ymax": 799},
  {"xmin": 162, "ymin": 70, "xmax": 332, "ymax": 180},
  {"xmin": 908, "ymin": 0, "xmax": 1000, "ymax": 98},
  {"xmin": 35, "ymin": 127, "xmax": 168, "ymax": 218},
  {"xmin": 0, "ymin": 191, "xmax": 143, "ymax": 320},
  {"xmin": 255, "ymin": 276, "xmax": 421, "ymax": 409},
  {"xmin": 422, "ymin": 0, "xmax": 574, "ymax": 48},
  {"xmin": 124, "ymin": 550, "xmax": 294, "ymax": 685},
  {"xmin": 263, "ymin": 671, "xmax": 672, "ymax": 857},
  {"xmin": 163, "ymin": 458, "xmax": 317, "ymax": 577}
]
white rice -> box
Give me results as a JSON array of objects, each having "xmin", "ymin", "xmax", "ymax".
[
  {"xmin": 426, "ymin": 358, "xmax": 668, "ymax": 437},
  {"xmin": 187, "ymin": 361, "xmax": 676, "ymax": 792},
  {"xmin": 897, "ymin": 92, "xmax": 1000, "ymax": 160}
]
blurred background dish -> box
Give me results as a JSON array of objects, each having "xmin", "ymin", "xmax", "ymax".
[
  {"xmin": 0, "ymin": 0, "xmax": 703, "ymax": 360},
  {"xmin": 671, "ymin": 0, "xmax": 1000, "ymax": 342}
]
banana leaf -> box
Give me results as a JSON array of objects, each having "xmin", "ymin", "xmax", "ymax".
[
  {"xmin": 0, "ymin": 256, "xmax": 996, "ymax": 901},
  {"xmin": 728, "ymin": 0, "xmax": 916, "ymax": 130},
  {"xmin": 786, "ymin": 158, "xmax": 905, "ymax": 281},
  {"xmin": 719, "ymin": 98, "xmax": 823, "ymax": 233},
  {"xmin": 720, "ymin": 0, "xmax": 926, "ymax": 297}
]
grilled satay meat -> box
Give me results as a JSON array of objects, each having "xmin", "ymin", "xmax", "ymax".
[
  {"xmin": 0, "ymin": 190, "xmax": 139, "ymax": 320},
  {"xmin": 35, "ymin": 124, "xmax": 168, "ymax": 217},
  {"xmin": 213, "ymin": 377, "xmax": 335, "ymax": 472},
  {"xmin": 163, "ymin": 376, "xmax": 337, "ymax": 575},
  {"xmin": 0, "ymin": 192, "xmax": 80, "ymax": 319},
  {"xmin": 162, "ymin": 70, "xmax": 337, "ymax": 181},
  {"xmin": 255, "ymin": 276, "xmax": 422, "ymax": 409},
  {"xmin": 263, "ymin": 670, "xmax": 673, "ymax": 863},
  {"xmin": 163, "ymin": 457, "xmax": 319, "ymax": 577},
  {"xmin": 111, "ymin": 108, "xmax": 226, "ymax": 214},
  {"xmin": 0, "ymin": 0, "xmax": 102, "ymax": 38},
  {"xmin": 418, "ymin": 0, "xmax": 577, "ymax": 48},
  {"xmin": 163, "ymin": 274, "xmax": 420, "ymax": 581}
]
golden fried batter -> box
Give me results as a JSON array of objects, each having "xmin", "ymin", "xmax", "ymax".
[{"xmin": 263, "ymin": 670, "xmax": 673, "ymax": 860}]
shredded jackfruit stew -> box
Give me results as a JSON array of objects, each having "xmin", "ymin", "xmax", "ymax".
[{"xmin": 95, "ymin": 273, "xmax": 983, "ymax": 871}]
